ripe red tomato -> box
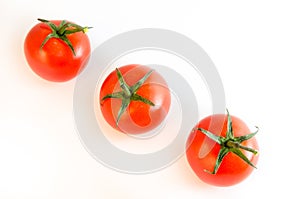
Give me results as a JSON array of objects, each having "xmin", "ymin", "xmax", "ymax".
[
  {"xmin": 99, "ymin": 64, "xmax": 171, "ymax": 134},
  {"xmin": 24, "ymin": 19, "xmax": 91, "ymax": 82},
  {"xmin": 186, "ymin": 110, "xmax": 259, "ymax": 187}
]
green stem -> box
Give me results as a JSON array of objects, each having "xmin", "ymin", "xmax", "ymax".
[
  {"xmin": 237, "ymin": 144, "xmax": 259, "ymax": 155},
  {"xmin": 37, "ymin": 18, "xmax": 92, "ymax": 56},
  {"xmin": 101, "ymin": 68, "xmax": 155, "ymax": 127},
  {"xmin": 197, "ymin": 110, "xmax": 259, "ymax": 174}
]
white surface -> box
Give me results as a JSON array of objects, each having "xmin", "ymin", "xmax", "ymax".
[{"xmin": 1, "ymin": 0, "xmax": 299, "ymax": 198}]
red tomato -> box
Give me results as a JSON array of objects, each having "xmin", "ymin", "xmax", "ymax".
[
  {"xmin": 100, "ymin": 64, "xmax": 171, "ymax": 134},
  {"xmin": 186, "ymin": 110, "xmax": 259, "ymax": 186},
  {"xmin": 24, "ymin": 19, "xmax": 91, "ymax": 82}
]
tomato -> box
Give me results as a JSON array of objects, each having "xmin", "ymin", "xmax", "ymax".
[
  {"xmin": 99, "ymin": 64, "xmax": 171, "ymax": 134},
  {"xmin": 186, "ymin": 110, "xmax": 259, "ymax": 187},
  {"xmin": 24, "ymin": 18, "xmax": 91, "ymax": 82}
]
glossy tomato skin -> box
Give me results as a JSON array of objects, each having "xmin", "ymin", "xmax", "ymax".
[
  {"xmin": 186, "ymin": 114, "xmax": 259, "ymax": 187},
  {"xmin": 100, "ymin": 64, "xmax": 171, "ymax": 134},
  {"xmin": 24, "ymin": 20, "xmax": 91, "ymax": 82}
]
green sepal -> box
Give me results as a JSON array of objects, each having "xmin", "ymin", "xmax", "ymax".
[
  {"xmin": 235, "ymin": 126, "xmax": 259, "ymax": 143},
  {"xmin": 60, "ymin": 35, "xmax": 76, "ymax": 55},
  {"xmin": 131, "ymin": 94, "xmax": 155, "ymax": 106},
  {"xmin": 205, "ymin": 147, "xmax": 229, "ymax": 174},
  {"xmin": 37, "ymin": 18, "xmax": 91, "ymax": 56},
  {"xmin": 226, "ymin": 109, "xmax": 234, "ymax": 139},
  {"xmin": 131, "ymin": 70, "xmax": 154, "ymax": 93},
  {"xmin": 101, "ymin": 68, "xmax": 156, "ymax": 127},
  {"xmin": 40, "ymin": 33, "xmax": 58, "ymax": 49},
  {"xmin": 197, "ymin": 128, "xmax": 223, "ymax": 144},
  {"xmin": 101, "ymin": 91, "xmax": 124, "ymax": 102},
  {"xmin": 116, "ymin": 98, "xmax": 131, "ymax": 125},
  {"xmin": 38, "ymin": 18, "xmax": 57, "ymax": 31},
  {"xmin": 230, "ymin": 148, "xmax": 257, "ymax": 169},
  {"xmin": 115, "ymin": 68, "xmax": 131, "ymax": 96},
  {"xmin": 197, "ymin": 109, "xmax": 259, "ymax": 174}
]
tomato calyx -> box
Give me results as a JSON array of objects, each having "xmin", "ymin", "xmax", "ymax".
[
  {"xmin": 101, "ymin": 68, "xmax": 155, "ymax": 126},
  {"xmin": 197, "ymin": 109, "xmax": 259, "ymax": 174},
  {"xmin": 37, "ymin": 18, "xmax": 92, "ymax": 56}
]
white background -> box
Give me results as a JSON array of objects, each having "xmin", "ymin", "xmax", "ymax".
[{"xmin": 1, "ymin": 0, "xmax": 299, "ymax": 198}]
